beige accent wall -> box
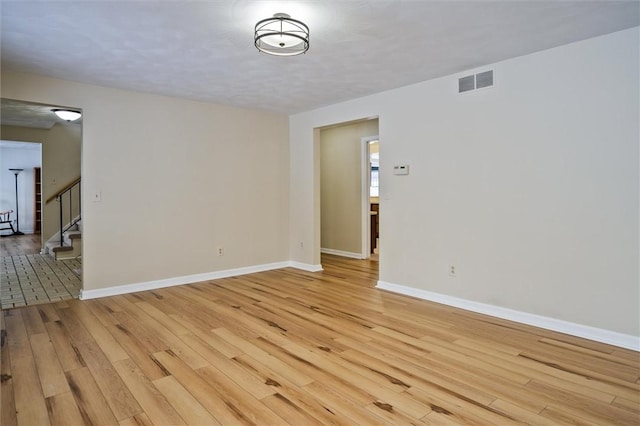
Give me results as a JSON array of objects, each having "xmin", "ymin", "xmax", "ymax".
[
  {"xmin": 290, "ymin": 28, "xmax": 639, "ymax": 338},
  {"xmin": 1, "ymin": 71, "xmax": 290, "ymax": 292},
  {"xmin": 320, "ymin": 120, "xmax": 378, "ymax": 255},
  {"xmin": 1, "ymin": 124, "xmax": 81, "ymax": 246}
]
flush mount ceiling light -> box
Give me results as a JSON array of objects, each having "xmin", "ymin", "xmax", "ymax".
[
  {"xmin": 254, "ymin": 13, "xmax": 309, "ymax": 56},
  {"xmin": 52, "ymin": 109, "xmax": 82, "ymax": 122}
]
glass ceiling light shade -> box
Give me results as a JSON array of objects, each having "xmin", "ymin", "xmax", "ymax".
[
  {"xmin": 254, "ymin": 13, "xmax": 309, "ymax": 56},
  {"xmin": 52, "ymin": 109, "xmax": 82, "ymax": 122}
]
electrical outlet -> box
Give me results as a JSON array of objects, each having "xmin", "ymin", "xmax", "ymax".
[
  {"xmin": 217, "ymin": 247, "xmax": 224, "ymax": 256},
  {"xmin": 448, "ymin": 265, "xmax": 456, "ymax": 277}
]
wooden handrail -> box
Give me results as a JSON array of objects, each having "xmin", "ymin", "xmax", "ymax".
[{"xmin": 46, "ymin": 177, "xmax": 81, "ymax": 204}]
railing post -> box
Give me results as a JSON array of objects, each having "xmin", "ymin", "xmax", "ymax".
[{"xmin": 59, "ymin": 196, "xmax": 64, "ymax": 247}]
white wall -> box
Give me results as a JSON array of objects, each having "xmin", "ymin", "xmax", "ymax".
[
  {"xmin": 1, "ymin": 72, "xmax": 290, "ymax": 291},
  {"xmin": 0, "ymin": 142, "xmax": 41, "ymax": 234},
  {"xmin": 290, "ymin": 28, "xmax": 639, "ymax": 339}
]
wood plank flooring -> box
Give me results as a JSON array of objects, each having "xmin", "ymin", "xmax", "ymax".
[
  {"xmin": 0, "ymin": 234, "xmax": 42, "ymax": 256},
  {"xmin": 1, "ymin": 254, "xmax": 638, "ymax": 425}
]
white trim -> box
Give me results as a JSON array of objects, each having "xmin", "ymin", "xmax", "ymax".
[
  {"xmin": 80, "ymin": 261, "xmax": 284, "ymax": 300},
  {"xmin": 15, "ymin": 228, "xmax": 35, "ymax": 234},
  {"xmin": 80, "ymin": 261, "xmax": 324, "ymax": 300},
  {"xmin": 288, "ymin": 261, "xmax": 324, "ymax": 272},
  {"xmin": 376, "ymin": 280, "xmax": 639, "ymax": 351},
  {"xmin": 321, "ymin": 247, "xmax": 365, "ymax": 259},
  {"xmin": 361, "ymin": 137, "xmax": 370, "ymax": 258}
]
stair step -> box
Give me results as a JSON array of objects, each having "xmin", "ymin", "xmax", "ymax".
[
  {"xmin": 47, "ymin": 228, "xmax": 82, "ymax": 260},
  {"xmin": 52, "ymin": 245, "xmax": 74, "ymax": 253}
]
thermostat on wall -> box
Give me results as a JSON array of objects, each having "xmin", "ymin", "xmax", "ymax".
[{"xmin": 393, "ymin": 165, "xmax": 409, "ymax": 175}]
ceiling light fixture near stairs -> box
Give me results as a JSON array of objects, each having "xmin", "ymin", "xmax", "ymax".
[
  {"xmin": 254, "ymin": 13, "xmax": 309, "ymax": 56},
  {"xmin": 52, "ymin": 109, "xmax": 82, "ymax": 122}
]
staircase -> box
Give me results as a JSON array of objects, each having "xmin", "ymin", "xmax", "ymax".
[
  {"xmin": 45, "ymin": 177, "xmax": 81, "ymax": 261},
  {"xmin": 46, "ymin": 220, "xmax": 82, "ymax": 260}
]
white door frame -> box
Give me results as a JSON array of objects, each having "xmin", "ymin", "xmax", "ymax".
[{"xmin": 361, "ymin": 135, "xmax": 379, "ymax": 259}]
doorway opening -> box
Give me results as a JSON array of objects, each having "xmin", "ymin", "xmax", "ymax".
[
  {"xmin": 0, "ymin": 98, "xmax": 82, "ymax": 308},
  {"xmin": 318, "ymin": 117, "xmax": 379, "ymax": 264}
]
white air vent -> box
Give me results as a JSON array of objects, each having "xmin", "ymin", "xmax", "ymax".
[{"xmin": 458, "ymin": 70, "xmax": 494, "ymax": 93}]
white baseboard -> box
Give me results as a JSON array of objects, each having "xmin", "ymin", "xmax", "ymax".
[
  {"xmin": 80, "ymin": 261, "xmax": 290, "ymax": 300},
  {"xmin": 321, "ymin": 248, "xmax": 364, "ymax": 259},
  {"xmin": 377, "ymin": 280, "xmax": 639, "ymax": 351},
  {"xmin": 80, "ymin": 260, "xmax": 324, "ymax": 301},
  {"xmin": 3, "ymin": 228, "xmax": 35, "ymax": 234},
  {"xmin": 287, "ymin": 261, "xmax": 324, "ymax": 272}
]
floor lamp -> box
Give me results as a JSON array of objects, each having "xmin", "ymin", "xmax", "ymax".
[{"xmin": 9, "ymin": 168, "xmax": 24, "ymax": 235}]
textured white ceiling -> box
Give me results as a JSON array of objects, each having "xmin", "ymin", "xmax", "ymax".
[
  {"xmin": 1, "ymin": 98, "xmax": 82, "ymax": 129},
  {"xmin": 1, "ymin": 1, "xmax": 638, "ymax": 114}
]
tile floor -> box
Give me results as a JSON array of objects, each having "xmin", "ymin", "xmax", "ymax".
[{"xmin": 0, "ymin": 254, "xmax": 81, "ymax": 309}]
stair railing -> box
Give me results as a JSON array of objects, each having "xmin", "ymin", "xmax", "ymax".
[{"xmin": 46, "ymin": 177, "xmax": 81, "ymax": 247}]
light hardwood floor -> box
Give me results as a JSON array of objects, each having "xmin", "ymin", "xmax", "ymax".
[
  {"xmin": 1, "ymin": 254, "xmax": 638, "ymax": 425},
  {"xmin": 0, "ymin": 234, "xmax": 42, "ymax": 256}
]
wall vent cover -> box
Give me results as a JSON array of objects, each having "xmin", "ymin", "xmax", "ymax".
[
  {"xmin": 476, "ymin": 70, "xmax": 494, "ymax": 89},
  {"xmin": 458, "ymin": 70, "xmax": 494, "ymax": 93},
  {"xmin": 458, "ymin": 75, "xmax": 475, "ymax": 93}
]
